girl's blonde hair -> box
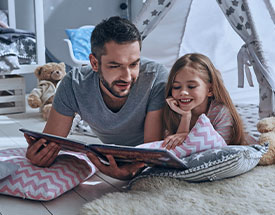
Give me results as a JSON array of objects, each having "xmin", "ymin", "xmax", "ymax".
[{"xmin": 163, "ymin": 53, "xmax": 245, "ymax": 145}]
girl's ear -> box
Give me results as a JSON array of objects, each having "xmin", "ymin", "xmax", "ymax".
[
  {"xmin": 89, "ymin": 54, "xmax": 98, "ymax": 72},
  {"xmin": 207, "ymin": 86, "xmax": 213, "ymax": 97}
]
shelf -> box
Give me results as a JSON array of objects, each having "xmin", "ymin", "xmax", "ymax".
[
  {"xmin": 10, "ymin": 64, "xmax": 39, "ymax": 75},
  {"xmin": 7, "ymin": 0, "xmax": 46, "ymax": 74}
]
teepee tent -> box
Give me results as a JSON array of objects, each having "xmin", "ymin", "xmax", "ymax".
[{"xmin": 133, "ymin": 0, "xmax": 275, "ymax": 119}]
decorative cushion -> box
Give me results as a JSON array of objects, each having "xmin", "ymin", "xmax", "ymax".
[
  {"xmin": 138, "ymin": 114, "xmax": 226, "ymax": 158},
  {"xmin": 0, "ymin": 148, "xmax": 95, "ymax": 201},
  {"xmin": 0, "ymin": 161, "xmax": 19, "ymax": 180},
  {"xmin": 65, "ymin": 26, "xmax": 95, "ymax": 61},
  {"xmin": 128, "ymin": 144, "xmax": 268, "ymax": 186},
  {"xmin": 0, "ymin": 10, "xmax": 8, "ymax": 27},
  {"xmin": 0, "ymin": 55, "xmax": 20, "ymax": 74}
]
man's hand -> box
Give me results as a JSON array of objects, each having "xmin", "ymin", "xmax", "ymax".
[
  {"xmin": 162, "ymin": 133, "xmax": 188, "ymax": 150},
  {"xmin": 87, "ymin": 152, "xmax": 145, "ymax": 180},
  {"xmin": 25, "ymin": 134, "xmax": 61, "ymax": 167}
]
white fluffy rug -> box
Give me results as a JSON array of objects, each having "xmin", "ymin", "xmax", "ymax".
[{"xmin": 81, "ymin": 165, "xmax": 275, "ymax": 215}]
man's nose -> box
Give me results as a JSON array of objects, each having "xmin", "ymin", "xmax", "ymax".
[{"xmin": 120, "ymin": 67, "xmax": 132, "ymax": 81}]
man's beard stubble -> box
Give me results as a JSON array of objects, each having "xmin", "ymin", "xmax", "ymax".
[{"xmin": 98, "ymin": 67, "xmax": 136, "ymax": 98}]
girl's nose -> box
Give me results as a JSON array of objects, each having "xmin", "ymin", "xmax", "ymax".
[{"xmin": 180, "ymin": 90, "xmax": 189, "ymax": 95}]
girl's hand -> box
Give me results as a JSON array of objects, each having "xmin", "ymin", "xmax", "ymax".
[
  {"xmin": 166, "ymin": 97, "xmax": 184, "ymax": 114},
  {"xmin": 166, "ymin": 97, "xmax": 191, "ymax": 116},
  {"xmin": 162, "ymin": 133, "xmax": 188, "ymax": 150}
]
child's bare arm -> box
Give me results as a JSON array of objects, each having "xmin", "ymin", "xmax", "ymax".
[
  {"xmin": 176, "ymin": 112, "xmax": 191, "ymax": 134},
  {"xmin": 163, "ymin": 99, "xmax": 192, "ymax": 149}
]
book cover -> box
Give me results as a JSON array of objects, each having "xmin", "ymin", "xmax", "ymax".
[{"xmin": 20, "ymin": 128, "xmax": 187, "ymax": 170}]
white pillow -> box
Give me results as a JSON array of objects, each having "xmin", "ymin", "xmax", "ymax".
[
  {"xmin": 0, "ymin": 148, "xmax": 95, "ymax": 201},
  {"xmin": 138, "ymin": 114, "xmax": 226, "ymax": 158},
  {"xmin": 0, "ymin": 161, "xmax": 19, "ymax": 180}
]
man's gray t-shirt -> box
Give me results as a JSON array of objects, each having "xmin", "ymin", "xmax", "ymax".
[{"xmin": 53, "ymin": 58, "xmax": 168, "ymax": 146}]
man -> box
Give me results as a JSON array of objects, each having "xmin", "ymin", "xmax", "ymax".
[{"xmin": 25, "ymin": 16, "xmax": 168, "ymax": 180}]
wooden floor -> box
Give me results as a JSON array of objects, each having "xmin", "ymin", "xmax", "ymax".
[{"xmin": 0, "ymin": 102, "xmax": 127, "ymax": 215}]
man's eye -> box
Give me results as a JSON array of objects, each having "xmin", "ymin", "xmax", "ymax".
[
  {"xmin": 130, "ymin": 63, "xmax": 138, "ymax": 68},
  {"xmin": 109, "ymin": 65, "xmax": 120, "ymax": 69}
]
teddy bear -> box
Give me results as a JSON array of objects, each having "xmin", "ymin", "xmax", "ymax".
[
  {"xmin": 256, "ymin": 116, "xmax": 275, "ymax": 165},
  {"xmin": 27, "ymin": 62, "xmax": 66, "ymax": 120}
]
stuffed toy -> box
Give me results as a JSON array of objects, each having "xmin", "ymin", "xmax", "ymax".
[
  {"xmin": 256, "ymin": 116, "xmax": 275, "ymax": 165},
  {"xmin": 27, "ymin": 62, "xmax": 66, "ymax": 120}
]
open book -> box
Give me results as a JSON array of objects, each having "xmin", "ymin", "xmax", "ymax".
[{"xmin": 20, "ymin": 128, "xmax": 187, "ymax": 170}]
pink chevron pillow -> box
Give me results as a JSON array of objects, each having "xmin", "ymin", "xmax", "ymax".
[
  {"xmin": 0, "ymin": 148, "xmax": 95, "ymax": 201},
  {"xmin": 137, "ymin": 114, "xmax": 227, "ymax": 158}
]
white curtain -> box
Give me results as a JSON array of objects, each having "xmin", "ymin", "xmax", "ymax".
[
  {"xmin": 217, "ymin": 0, "xmax": 275, "ymax": 118},
  {"xmin": 264, "ymin": 0, "xmax": 275, "ymax": 25},
  {"xmin": 134, "ymin": 0, "xmax": 193, "ymax": 69},
  {"xmin": 134, "ymin": 0, "xmax": 275, "ymax": 118}
]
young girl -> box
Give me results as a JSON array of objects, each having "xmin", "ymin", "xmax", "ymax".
[{"xmin": 162, "ymin": 53, "xmax": 246, "ymax": 150}]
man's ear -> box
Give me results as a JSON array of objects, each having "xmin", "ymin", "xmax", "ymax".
[{"xmin": 89, "ymin": 54, "xmax": 98, "ymax": 72}]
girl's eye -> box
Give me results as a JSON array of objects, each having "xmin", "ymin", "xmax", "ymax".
[
  {"xmin": 172, "ymin": 86, "xmax": 181, "ymax": 90},
  {"xmin": 188, "ymin": 85, "xmax": 196, "ymax": 89}
]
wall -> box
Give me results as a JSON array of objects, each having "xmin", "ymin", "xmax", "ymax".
[
  {"xmin": 44, "ymin": 0, "xmax": 129, "ymax": 66},
  {"xmin": 0, "ymin": 0, "xmax": 144, "ymax": 93}
]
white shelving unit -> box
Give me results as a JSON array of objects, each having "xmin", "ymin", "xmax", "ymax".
[
  {"xmin": 0, "ymin": 0, "xmax": 46, "ymax": 114},
  {"xmin": 7, "ymin": 0, "xmax": 46, "ymax": 74}
]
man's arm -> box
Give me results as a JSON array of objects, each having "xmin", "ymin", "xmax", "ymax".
[
  {"xmin": 86, "ymin": 109, "xmax": 164, "ymax": 180},
  {"xmin": 144, "ymin": 108, "xmax": 164, "ymax": 143},
  {"xmin": 25, "ymin": 107, "xmax": 74, "ymax": 167},
  {"xmin": 43, "ymin": 107, "xmax": 74, "ymax": 136}
]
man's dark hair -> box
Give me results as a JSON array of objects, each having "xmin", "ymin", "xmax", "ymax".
[{"xmin": 91, "ymin": 16, "xmax": 142, "ymax": 60}]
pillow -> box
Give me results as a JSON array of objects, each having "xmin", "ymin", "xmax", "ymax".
[
  {"xmin": 0, "ymin": 10, "xmax": 8, "ymax": 27},
  {"xmin": 0, "ymin": 55, "xmax": 20, "ymax": 74},
  {"xmin": 128, "ymin": 144, "xmax": 268, "ymax": 186},
  {"xmin": 0, "ymin": 161, "xmax": 19, "ymax": 180},
  {"xmin": 0, "ymin": 148, "xmax": 95, "ymax": 201},
  {"xmin": 65, "ymin": 26, "xmax": 95, "ymax": 61},
  {"xmin": 137, "ymin": 114, "xmax": 226, "ymax": 158}
]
